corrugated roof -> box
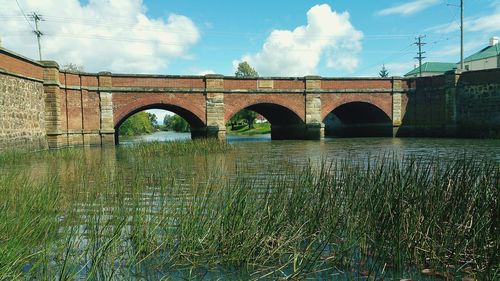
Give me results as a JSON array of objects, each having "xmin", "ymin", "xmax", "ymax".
[
  {"xmin": 463, "ymin": 43, "xmax": 500, "ymax": 62},
  {"xmin": 404, "ymin": 62, "xmax": 456, "ymax": 77}
]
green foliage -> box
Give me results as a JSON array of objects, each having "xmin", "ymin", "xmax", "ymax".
[
  {"xmin": 235, "ymin": 61, "xmax": 258, "ymax": 77},
  {"xmin": 164, "ymin": 114, "xmax": 190, "ymax": 132},
  {"xmin": 379, "ymin": 64, "xmax": 389, "ymax": 77},
  {"xmin": 227, "ymin": 122, "xmax": 270, "ymax": 135},
  {"xmin": 119, "ymin": 112, "xmax": 155, "ymax": 136},
  {"xmin": 229, "ymin": 109, "xmax": 257, "ymax": 129}
]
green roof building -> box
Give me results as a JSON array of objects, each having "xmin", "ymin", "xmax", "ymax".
[
  {"xmin": 458, "ymin": 37, "xmax": 500, "ymax": 71},
  {"xmin": 404, "ymin": 62, "xmax": 456, "ymax": 78}
]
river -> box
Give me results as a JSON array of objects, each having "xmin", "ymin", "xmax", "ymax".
[
  {"xmin": 1, "ymin": 132, "xmax": 499, "ymax": 280},
  {"xmin": 122, "ymin": 131, "xmax": 500, "ymax": 162}
]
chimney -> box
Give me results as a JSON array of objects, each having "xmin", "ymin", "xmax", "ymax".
[{"xmin": 490, "ymin": 36, "xmax": 499, "ymax": 46}]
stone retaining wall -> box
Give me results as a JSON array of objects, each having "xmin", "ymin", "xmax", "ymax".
[{"xmin": 0, "ymin": 72, "xmax": 47, "ymax": 151}]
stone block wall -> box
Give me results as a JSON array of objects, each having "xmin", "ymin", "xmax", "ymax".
[
  {"xmin": 0, "ymin": 72, "xmax": 47, "ymax": 151},
  {"xmin": 457, "ymin": 68, "xmax": 500, "ymax": 137},
  {"xmin": 399, "ymin": 74, "xmax": 452, "ymax": 137},
  {"xmin": 400, "ymin": 69, "xmax": 500, "ymax": 138}
]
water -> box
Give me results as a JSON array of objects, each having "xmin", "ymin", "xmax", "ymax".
[
  {"xmin": 124, "ymin": 131, "xmax": 500, "ymax": 163},
  {"xmin": 1, "ymin": 132, "xmax": 499, "ymax": 280}
]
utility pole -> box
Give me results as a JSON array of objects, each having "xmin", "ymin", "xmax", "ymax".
[
  {"xmin": 29, "ymin": 12, "xmax": 43, "ymax": 60},
  {"xmin": 414, "ymin": 35, "xmax": 426, "ymax": 77},
  {"xmin": 460, "ymin": 0, "xmax": 464, "ymax": 70}
]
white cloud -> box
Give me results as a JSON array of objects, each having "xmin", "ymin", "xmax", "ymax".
[
  {"xmin": 234, "ymin": 4, "xmax": 363, "ymax": 76},
  {"xmin": 0, "ymin": 0, "xmax": 200, "ymax": 73},
  {"xmin": 377, "ymin": 0, "xmax": 440, "ymax": 16},
  {"xmin": 196, "ymin": 69, "xmax": 216, "ymax": 75},
  {"xmin": 428, "ymin": 1, "xmax": 500, "ymax": 34}
]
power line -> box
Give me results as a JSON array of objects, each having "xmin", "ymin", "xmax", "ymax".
[
  {"xmin": 14, "ymin": 0, "xmax": 33, "ymax": 30},
  {"xmin": 414, "ymin": 35, "xmax": 426, "ymax": 77},
  {"xmin": 28, "ymin": 12, "xmax": 44, "ymax": 60}
]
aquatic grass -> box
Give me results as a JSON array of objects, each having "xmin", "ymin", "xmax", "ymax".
[
  {"xmin": 119, "ymin": 139, "xmax": 232, "ymax": 157},
  {"xmin": 0, "ymin": 149, "xmax": 498, "ymax": 280}
]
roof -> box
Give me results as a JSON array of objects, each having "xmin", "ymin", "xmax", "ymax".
[
  {"xmin": 404, "ymin": 62, "xmax": 456, "ymax": 77},
  {"xmin": 463, "ymin": 43, "xmax": 500, "ymax": 62}
]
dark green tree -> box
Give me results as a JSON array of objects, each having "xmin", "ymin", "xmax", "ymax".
[
  {"xmin": 119, "ymin": 112, "xmax": 155, "ymax": 136},
  {"xmin": 164, "ymin": 114, "xmax": 190, "ymax": 132},
  {"xmin": 379, "ymin": 65, "xmax": 389, "ymax": 78},
  {"xmin": 235, "ymin": 61, "xmax": 258, "ymax": 77}
]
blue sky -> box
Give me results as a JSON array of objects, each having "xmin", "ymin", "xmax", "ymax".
[{"xmin": 1, "ymin": 0, "xmax": 499, "ymax": 78}]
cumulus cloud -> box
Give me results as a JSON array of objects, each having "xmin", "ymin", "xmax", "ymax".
[
  {"xmin": 377, "ymin": 0, "xmax": 440, "ymax": 16},
  {"xmin": 0, "ymin": 0, "xmax": 199, "ymax": 73},
  {"xmin": 234, "ymin": 4, "xmax": 363, "ymax": 76}
]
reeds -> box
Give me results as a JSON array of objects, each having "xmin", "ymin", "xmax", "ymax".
[{"xmin": 0, "ymin": 143, "xmax": 498, "ymax": 280}]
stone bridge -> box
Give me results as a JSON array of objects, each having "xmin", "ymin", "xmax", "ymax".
[
  {"xmin": 0, "ymin": 48, "xmax": 409, "ymax": 148},
  {"xmin": 55, "ymin": 69, "xmax": 405, "ymax": 147},
  {"xmin": 10, "ymin": 47, "xmax": 500, "ymax": 150}
]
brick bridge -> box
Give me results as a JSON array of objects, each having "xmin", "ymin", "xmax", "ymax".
[
  {"xmin": 52, "ymin": 68, "xmax": 406, "ymax": 147},
  {"xmin": 4, "ymin": 46, "xmax": 499, "ymax": 151},
  {"xmin": 0, "ymin": 48, "xmax": 421, "ymax": 149}
]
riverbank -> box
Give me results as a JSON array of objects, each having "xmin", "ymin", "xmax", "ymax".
[
  {"xmin": 0, "ymin": 139, "xmax": 498, "ymax": 280},
  {"xmin": 226, "ymin": 122, "xmax": 271, "ymax": 136}
]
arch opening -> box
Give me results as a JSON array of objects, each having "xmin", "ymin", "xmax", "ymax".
[
  {"xmin": 323, "ymin": 102, "xmax": 392, "ymax": 137},
  {"xmin": 114, "ymin": 104, "xmax": 205, "ymax": 144},
  {"xmin": 227, "ymin": 103, "xmax": 306, "ymax": 140}
]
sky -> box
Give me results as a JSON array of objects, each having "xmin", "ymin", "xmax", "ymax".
[{"xmin": 1, "ymin": 0, "xmax": 499, "ymax": 121}]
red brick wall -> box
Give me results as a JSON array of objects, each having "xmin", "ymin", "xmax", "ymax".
[
  {"xmin": 0, "ymin": 51, "xmax": 43, "ymax": 80},
  {"xmin": 224, "ymin": 93, "xmax": 305, "ymax": 122},
  {"xmin": 113, "ymin": 93, "xmax": 206, "ymax": 127},
  {"xmin": 273, "ymin": 80, "xmax": 304, "ymax": 89},
  {"xmin": 81, "ymin": 75, "xmax": 99, "ymax": 87},
  {"xmin": 112, "ymin": 76, "xmax": 205, "ymax": 88},
  {"xmin": 82, "ymin": 90, "xmax": 100, "ymax": 131},
  {"xmin": 321, "ymin": 79, "xmax": 392, "ymax": 89},
  {"xmin": 224, "ymin": 79, "xmax": 257, "ymax": 89},
  {"xmin": 66, "ymin": 89, "xmax": 83, "ymax": 131},
  {"xmin": 60, "ymin": 88, "xmax": 68, "ymax": 130}
]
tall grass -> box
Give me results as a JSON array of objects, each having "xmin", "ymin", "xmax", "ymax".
[
  {"xmin": 0, "ymin": 143, "xmax": 497, "ymax": 280},
  {"xmin": 119, "ymin": 139, "xmax": 232, "ymax": 157}
]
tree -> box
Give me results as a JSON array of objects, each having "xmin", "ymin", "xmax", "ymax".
[
  {"xmin": 235, "ymin": 61, "xmax": 258, "ymax": 77},
  {"xmin": 379, "ymin": 65, "xmax": 389, "ymax": 78},
  {"xmin": 164, "ymin": 114, "xmax": 190, "ymax": 132},
  {"xmin": 147, "ymin": 112, "xmax": 158, "ymax": 129},
  {"xmin": 61, "ymin": 63, "xmax": 85, "ymax": 72},
  {"xmin": 119, "ymin": 112, "xmax": 155, "ymax": 136}
]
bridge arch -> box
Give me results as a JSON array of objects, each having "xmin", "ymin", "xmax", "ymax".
[
  {"xmin": 114, "ymin": 96, "xmax": 206, "ymax": 142},
  {"xmin": 323, "ymin": 101, "xmax": 393, "ymax": 137},
  {"xmin": 226, "ymin": 101, "xmax": 306, "ymax": 140}
]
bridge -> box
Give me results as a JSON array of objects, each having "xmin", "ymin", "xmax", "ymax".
[
  {"xmin": 3, "ymin": 46, "xmax": 498, "ymax": 151},
  {"xmin": 56, "ymin": 69, "xmax": 406, "ymax": 146}
]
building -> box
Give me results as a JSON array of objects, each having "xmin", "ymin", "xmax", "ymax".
[
  {"xmin": 404, "ymin": 62, "xmax": 456, "ymax": 78},
  {"xmin": 458, "ymin": 37, "xmax": 500, "ymax": 71}
]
